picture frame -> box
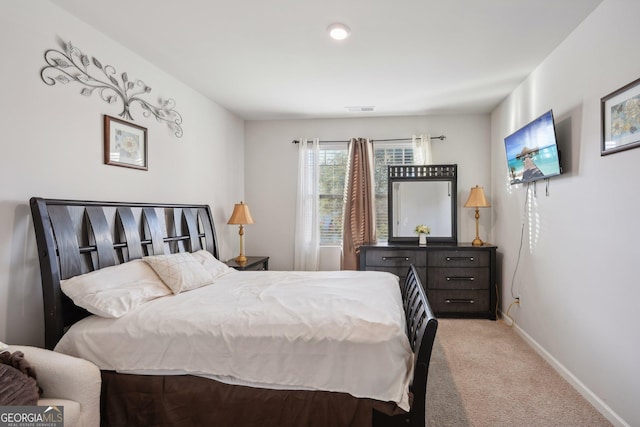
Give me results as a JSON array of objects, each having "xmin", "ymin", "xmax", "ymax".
[
  {"xmin": 104, "ymin": 115, "xmax": 148, "ymax": 170},
  {"xmin": 601, "ymin": 76, "xmax": 640, "ymax": 156}
]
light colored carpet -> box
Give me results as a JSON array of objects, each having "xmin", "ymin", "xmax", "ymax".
[{"xmin": 425, "ymin": 319, "xmax": 612, "ymax": 427}]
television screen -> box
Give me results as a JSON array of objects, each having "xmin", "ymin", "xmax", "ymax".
[{"xmin": 504, "ymin": 110, "xmax": 562, "ymax": 185}]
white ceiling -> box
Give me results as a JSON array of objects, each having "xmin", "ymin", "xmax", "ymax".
[{"xmin": 51, "ymin": 0, "xmax": 603, "ymax": 120}]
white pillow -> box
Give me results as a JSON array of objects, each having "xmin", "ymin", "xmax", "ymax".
[
  {"xmin": 143, "ymin": 252, "xmax": 214, "ymax": 294},
  {"xmin": 60, "ymin": 259, "xmax": 171, "ymax": 318},
  {"xmin": 191, "ymin": 250, "xmax": 235, "ymax": 280}
]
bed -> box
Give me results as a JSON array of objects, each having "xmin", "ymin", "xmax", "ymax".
[{"xmin": 29, "ymin": 197, "xmax": 437, "ymax": 427}]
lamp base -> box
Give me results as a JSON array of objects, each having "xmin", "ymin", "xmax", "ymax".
[
  {"xmin": 472, "ymin": 209, "xmax": 484, "ymax": 246},
  {"xmin": 234, "ymin": 224, "xmax": 247, "ymax": 265},
  {"xmin": 471, "ymin": 238, "xmax": 484, "ymax": 246}
]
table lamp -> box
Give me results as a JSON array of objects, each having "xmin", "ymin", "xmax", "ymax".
[
  {"xmin": 464, "ymin": 186, "xmax": 490, "ymax": 246},
  {"xmin": 227, "ymin": 201, "xmax": 254, "ymax": 263}
]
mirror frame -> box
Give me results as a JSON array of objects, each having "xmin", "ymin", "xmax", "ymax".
[{"xmin": 387, "ymin": 164, "xmax": 458, "ymax": 244}]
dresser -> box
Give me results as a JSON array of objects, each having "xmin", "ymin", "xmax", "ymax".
[{"xmin": 359, "ymin": 243, "xmax": 497, "ymax": 320}]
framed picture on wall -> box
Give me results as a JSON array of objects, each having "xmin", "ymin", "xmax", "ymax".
[
  {"xmin": 104, "ymin": 115, "xmax": 148, "ymax": 170},
  {"xmin": 601, "ymin": 76, "xmax": 640, "ymax": 156}
]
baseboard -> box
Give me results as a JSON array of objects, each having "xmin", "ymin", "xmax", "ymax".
[{"xmin": 499, "ymin": 310, "xmax": 629, "ymax": 427}]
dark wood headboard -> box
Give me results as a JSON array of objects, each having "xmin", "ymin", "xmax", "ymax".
[{"xmin": 29, "ymin": 197, "xmax": 219, "ymax": 349}]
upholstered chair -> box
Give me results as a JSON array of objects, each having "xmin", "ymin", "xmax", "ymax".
[{"xmin": 5, "ymin": 345, "xmax": 101, "ymax": 427}]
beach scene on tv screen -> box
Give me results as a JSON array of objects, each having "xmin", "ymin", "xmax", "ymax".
[{"xmin": 505, "ymin": 116, "xmax": 561, "ymax": 184}]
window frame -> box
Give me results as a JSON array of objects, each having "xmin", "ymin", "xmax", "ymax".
[{"xmin": 317, "ymin": 143, "xmax": 349, "ymax": 245}]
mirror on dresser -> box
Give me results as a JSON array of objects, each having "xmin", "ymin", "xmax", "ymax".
[{"xmin": 387, "ymin": 164, "xmax": 457, "ymax": 244}]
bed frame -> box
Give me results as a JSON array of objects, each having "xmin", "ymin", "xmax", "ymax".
[{"xmin": 29, "ymin": 197, "xmax": 437, "ymax": 427}]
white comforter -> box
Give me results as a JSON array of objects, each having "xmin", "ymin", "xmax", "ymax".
[{"xmin": 55, "ymin": 270, "xmax": 413, "ymax": 410}]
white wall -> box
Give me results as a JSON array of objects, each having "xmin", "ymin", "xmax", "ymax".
[
  {"xmin": 245, "ymin": 114, "xmax": 491, "ymax": 270},
  {"xmin": 0, "ymin": 2, "xmax": 245, "ymax": 346},
  {"xmin": 491, "ymin": 0, "xmax": 639, "ymax": 425},
  {"xmin": 6, "ymin": 1, "xmax": 634, "ymax": 423}
]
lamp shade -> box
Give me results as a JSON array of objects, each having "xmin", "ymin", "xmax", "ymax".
[
  {"xmin": 227, "ymin": 202, "xmax": 254, "ymax": 225},
  {"xmin": 464, "ymin": 186, "xmax": 490, "ymax": 208}
]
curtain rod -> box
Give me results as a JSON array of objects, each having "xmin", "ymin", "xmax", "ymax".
[{"xmin": 291, "ymin": 135, "xmax": 446, "ymax": 144}]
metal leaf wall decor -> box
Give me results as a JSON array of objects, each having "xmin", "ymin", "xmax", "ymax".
[{"xmin": 41, "ymin": 41, "xmax": 183, "ymax": 138}]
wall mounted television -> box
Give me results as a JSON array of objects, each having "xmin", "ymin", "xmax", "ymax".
[{"xmin": 504, "ymin": 109, "xmax": 562, "ymax": 185}]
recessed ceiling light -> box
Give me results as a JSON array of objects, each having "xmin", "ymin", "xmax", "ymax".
[{"xmin": 327, "ymin": 23, "xmax": 351, "ymax": 41}]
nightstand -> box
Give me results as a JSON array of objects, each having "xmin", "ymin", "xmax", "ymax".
[{"xmin": 225, "ymin": 256, "xmax": 269, "ymax": 271}]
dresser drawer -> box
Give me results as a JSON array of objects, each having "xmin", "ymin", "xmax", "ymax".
[
  {"xmin": 427, "ymin": 267, "xmax": 489, "ymax": 290},
  {"xmin": 427, "ymin": 250, "xmax": 489, "ymax": 267},
  {"xmin": 364, "ymin": 249, "xmax": 426, "ymax": 267},
  {"xmin": 426, "ymin": 289, "xmax": 490, "ymax": 313}
]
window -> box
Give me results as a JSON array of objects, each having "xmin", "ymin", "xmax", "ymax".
[
  {"xmin": 318, "ymin": 146, "xmax": 348, "ymax": 245},
  {"xmin": 373, "ymin": 144, "xmax": 414, "ymax": 241},
  {"xmin": 315, "ymin": 142, "xmax": 414, "ymax": 245}
]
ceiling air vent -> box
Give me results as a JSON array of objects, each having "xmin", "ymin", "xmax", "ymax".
[{"xmin": 346, "ymin": 106, "xmax": 375, "ymax": 112}]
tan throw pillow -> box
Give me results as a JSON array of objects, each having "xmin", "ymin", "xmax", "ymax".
[
  {"xmin": 143, "ymin": 252, "xmax": 214, "ymax": 294},
  {"xmin": 191, "ymin": 250, "xmax": 235, "ymax": 280}
]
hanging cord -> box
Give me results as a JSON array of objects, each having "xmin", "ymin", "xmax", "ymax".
[
  {"xmin": 510, "ymin": 182, "xmax": 530, "ymax": 300},
  {"xmin": 504, "ymin": 299, "xmax": 520, "ymax": 325},
  {"xmin": 503, "ymin": 183, "xmax": 531, "ymax": 327},
  {"xmin": 545, "ymin": 178, "xmax": 550, "ymax": 196}
]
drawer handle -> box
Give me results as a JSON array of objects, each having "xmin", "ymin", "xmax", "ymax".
[
  {"xmin": 446, "ymin": 256, "xmax": 474, "ymax": 262},
  {"xmin": 445, "ymin": 299, "xmax": 475, "ymax": 304},
  {"xmin": 446, "ymin": 277, "xmax": 475, "ymax": 281},
  {"xmin": 381, "ymin": 256, "xmax": 410, "ymax": 261}
]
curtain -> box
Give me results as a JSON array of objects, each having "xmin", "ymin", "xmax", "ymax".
[
  {"xmin": 412, "ymin": 134, "xmax": 433, "ymax": 164},
  {"xmin": 294, "ymin": 138, "xmax": 320, "ymax": 271},
  {"xmin": 341, "ymin": 138, "xmax": 376, "ymax": 270}
]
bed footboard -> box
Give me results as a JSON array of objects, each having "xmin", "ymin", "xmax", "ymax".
[{"xmin": 374, "ymin": 265, "xmax": 438, "ymax": 427}]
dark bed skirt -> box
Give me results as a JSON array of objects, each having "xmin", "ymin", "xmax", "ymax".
[{"xmin": 100, "ymin": 371, "xmax": 405, "ymax": 427}]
